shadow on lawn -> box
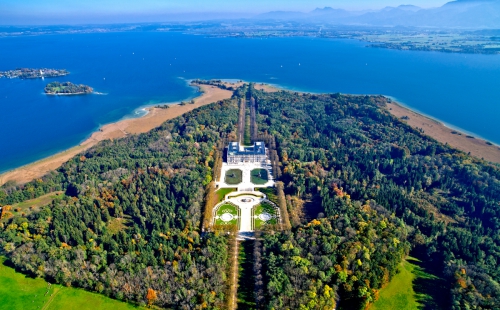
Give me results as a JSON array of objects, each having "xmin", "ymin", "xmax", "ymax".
[
  {"xmin": 409, "ymin": 257, "xmax": 450, "ymax": 310},
  {"xmin": 2, "ymin": 257, "xmax": 40, "ymax": 280}
]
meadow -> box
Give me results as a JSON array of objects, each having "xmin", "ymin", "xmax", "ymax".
[
  {"xmin": 371, "ymin": 257, "xmax": 445, "ymax": 310},
  {"xmin": 0, "ymin": 257, "xmax": 139, "ymax": 310}
]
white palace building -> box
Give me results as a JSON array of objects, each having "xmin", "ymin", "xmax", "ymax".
[{"xmin": 227, "ymin": 141, "xmax": 267, "ymax": 164}]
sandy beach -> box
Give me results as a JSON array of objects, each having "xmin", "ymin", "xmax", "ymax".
[
  {"xmin": 0, "ymin": 84, "xmax": 233, "ymax": 186},
  {"xmin": 386, "ymin": 101, "xmax": 500, "ymax": 164},
  {"xmin": 2, "ymin": 83, "xmax": 499, "ymax": 187}
]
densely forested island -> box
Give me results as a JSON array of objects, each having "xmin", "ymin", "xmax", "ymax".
[
  {"xmin": 44, "ymin": 81, "xmax": 93, "ymax": 95},
  {"xmin": 1, "ymin": 82, "xmax": 500, "ymax": 309},
  {"xmin": 0, "ymin": 68, "xmax": 69, "ymax": 79}
]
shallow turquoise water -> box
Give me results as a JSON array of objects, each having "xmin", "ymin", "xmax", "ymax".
[{"xmin": 0, "ymin": 32, "xmax": 499, "ymax": 172}]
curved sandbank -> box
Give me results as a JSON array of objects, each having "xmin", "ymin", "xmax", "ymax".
[
  {"xmin": 0, "ymin": 84, "xmax": 233, "ymax": 186},
  {"xmin": 1, "ymin": 81, "xmax": 499, "ymax": 187},
  {"xmin": 253, "ymin": 81, "xmax": 500, "ymax": 164},
  {"xmin": 386, "ymin": 101, "xmax": 500, "ymax": 164}
]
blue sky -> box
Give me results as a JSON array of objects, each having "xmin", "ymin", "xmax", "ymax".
[{"xmin": 1, "ymin": 0, "xmax": 450, "ymax": 25}]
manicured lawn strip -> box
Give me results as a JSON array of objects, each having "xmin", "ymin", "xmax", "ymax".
[
  {"xmin": 215, "ymin": 188, "xmax": 236, "ymax": 202},
  {"xmin": 250, "ymin": 169, "xmax": 268, "ymax": 185},
  {"xmin": 215, "ymin": 203, "xmax": 239, "ymax": 226},
  {"xmin": 237, "ymin": 240, "xmax": 256, "ymax": 309},
  {"xmin": 243, "ymin": 113, "xmax": 252, "ymax": 146},
  {"xmin": 371, "ymin": 257, "xmax": 439, "ymax": 310},
  {"xmin": 0, "ymin": 257, "xmax": 138, "ymax": 310},
  {"xmin": 225, "ymin": 169, "xmax": 243, "ymax": 185}
]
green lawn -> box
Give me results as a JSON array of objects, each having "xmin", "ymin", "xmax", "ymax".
[
  {"xmin": 215, "ymin": 203, "xmax": 240, "ymax": 226},
  {"xmin": 243, "ymin": 113, "xmax": 252, "ymax": 146},
  {"xmin": 0, "ymin": 257, "xmax": 139, "ymax": 310},
  {"xmin": 253, "ymin": 202, "xmax": 278, "ymax": 229},
  {"xmin": 371, "ymin": 257, "xmax": 441, "ymax": 310},
  {"xmin": 225, "ymin": 169, "xmax": 243, "ymax": 185},
  {"xmin": 237, "ymin": 241, "xmax": 256, "ymax": 309},
  {"xmin": 215, "ymin": 188, "xmax": 236, "ymax": 202},
  {"xmin": 251, "ymin": 169, "xmax": 269, "ymax": 185}
]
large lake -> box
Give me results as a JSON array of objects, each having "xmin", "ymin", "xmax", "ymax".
[{"xmin": 1, "ymin": 32, "xmax": 499, "ymax": 173}]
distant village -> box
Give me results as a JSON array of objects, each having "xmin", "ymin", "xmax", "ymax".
[{"xmin": 0, "ymin": 68, "xmax": 69, "ymax": 79}]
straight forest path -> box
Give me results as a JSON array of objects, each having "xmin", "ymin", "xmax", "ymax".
[
  {"xmin": 238, "ymin": 98, "xmax": 246, "ymax": 145},
  {"xmin": 228, "ymin": 237, "xmax": 239, "ymax": 310}
]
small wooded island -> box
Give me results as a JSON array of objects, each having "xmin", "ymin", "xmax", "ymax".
[
  {"xmin": 44, "ymin": 81, "xmax": 93, "ymax": 95},
  {"xmin": 0, "ymin": 68, "xmax": 69, "ymax": 79}
]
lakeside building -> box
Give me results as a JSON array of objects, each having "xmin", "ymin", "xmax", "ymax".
[{"xmin": 227, "ymin": 141, "xmax": 267, "ymax": 164}]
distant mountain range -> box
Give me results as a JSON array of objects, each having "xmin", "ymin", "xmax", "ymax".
[{"xmin": 255, "ymin": 0, "xmax": 500, "ymax": 28}]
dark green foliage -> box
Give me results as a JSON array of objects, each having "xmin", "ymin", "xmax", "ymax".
[
  {"xmin": 0, "ymin": 99, "xmax": 239, "ymax": 308},
  {"xmin": 44, "ymin": 81, "xmax": 93, "ymax": 94},
  {"xmin": 262, "ymin": 204, "xmax": 408, "ymax": 309},
  {"xmin": 446, "ymin": 264, "xmax": 500, "ymax": 309},
  {"xmin": 2, "ymin": 84, "xmax": 500, "ymax": 309},
  {"xmin": 252, "ymin": 88, "xmax": 500, "ymax": 309}
]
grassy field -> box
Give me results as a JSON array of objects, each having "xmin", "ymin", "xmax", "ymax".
[
  {"xmin": 1, "ymin": 191, "xmax": 64, "ymax": 223},
  {"xmin": 253, "ymin": 202, "xmax": 278, "ymax": 229},
  {"xmin": 371, "ymin": 257, "xmax": 444, "ymax": 310},
  {"xmin": 251, "ymin": 169, "xmax": 268, "ymax": 185},
  {"xmin": 215, "ymin": 203, "xmax": 240, "ymax": 226},
  {"xmin": 225, "ymin": 169, "xmax": 243, "ymax": 185},
  {"xmin": 0, "ymin": 257, "xmax": 139, "ymax": 310},
  {"xmin": 215, "ymin": 188, "xmax": 236, "ymax": 202}
]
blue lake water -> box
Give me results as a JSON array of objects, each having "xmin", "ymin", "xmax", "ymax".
[{"xmin": 1, "ymin": 32, "xmax": 500, "ymax": 173}]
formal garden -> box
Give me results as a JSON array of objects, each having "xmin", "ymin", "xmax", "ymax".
[
  {"xmin": 224, "ymin": 169, "xmax": 243, "ymax": 185},
  {"xmin": 214, "ymin": 203, "xmax": 240, "ymax": 227},
  {"xmin": 252, "ymin": 201, "xmax": 279, "ymax": 229},
  {"xmin": 250, "ymin": 168, "xmax": 269, "ymax": 185}
]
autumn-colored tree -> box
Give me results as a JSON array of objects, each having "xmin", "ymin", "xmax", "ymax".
[{"xmin": 146, "ymin": 288, "xmax": 157, "ymax": 307}]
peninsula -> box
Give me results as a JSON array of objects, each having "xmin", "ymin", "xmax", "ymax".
[
  {"xmin": 0, "ymin": 68, "xmax": 69, "ymax": 79},
  {"xmin": 2, "ymin": 83, "xmax": 500, "ymax": 310},
  {"xmin": 44, "ymin": 81, "xmax": 93, "ymax": 95}
]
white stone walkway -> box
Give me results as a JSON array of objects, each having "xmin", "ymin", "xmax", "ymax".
[
  {"xmin": 217, "ymin": 161, "xmax": 275, "ymax": 190},
  {"xmin": 225, "ymin": 194, "xmax": 264, "ymax": 232}
]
